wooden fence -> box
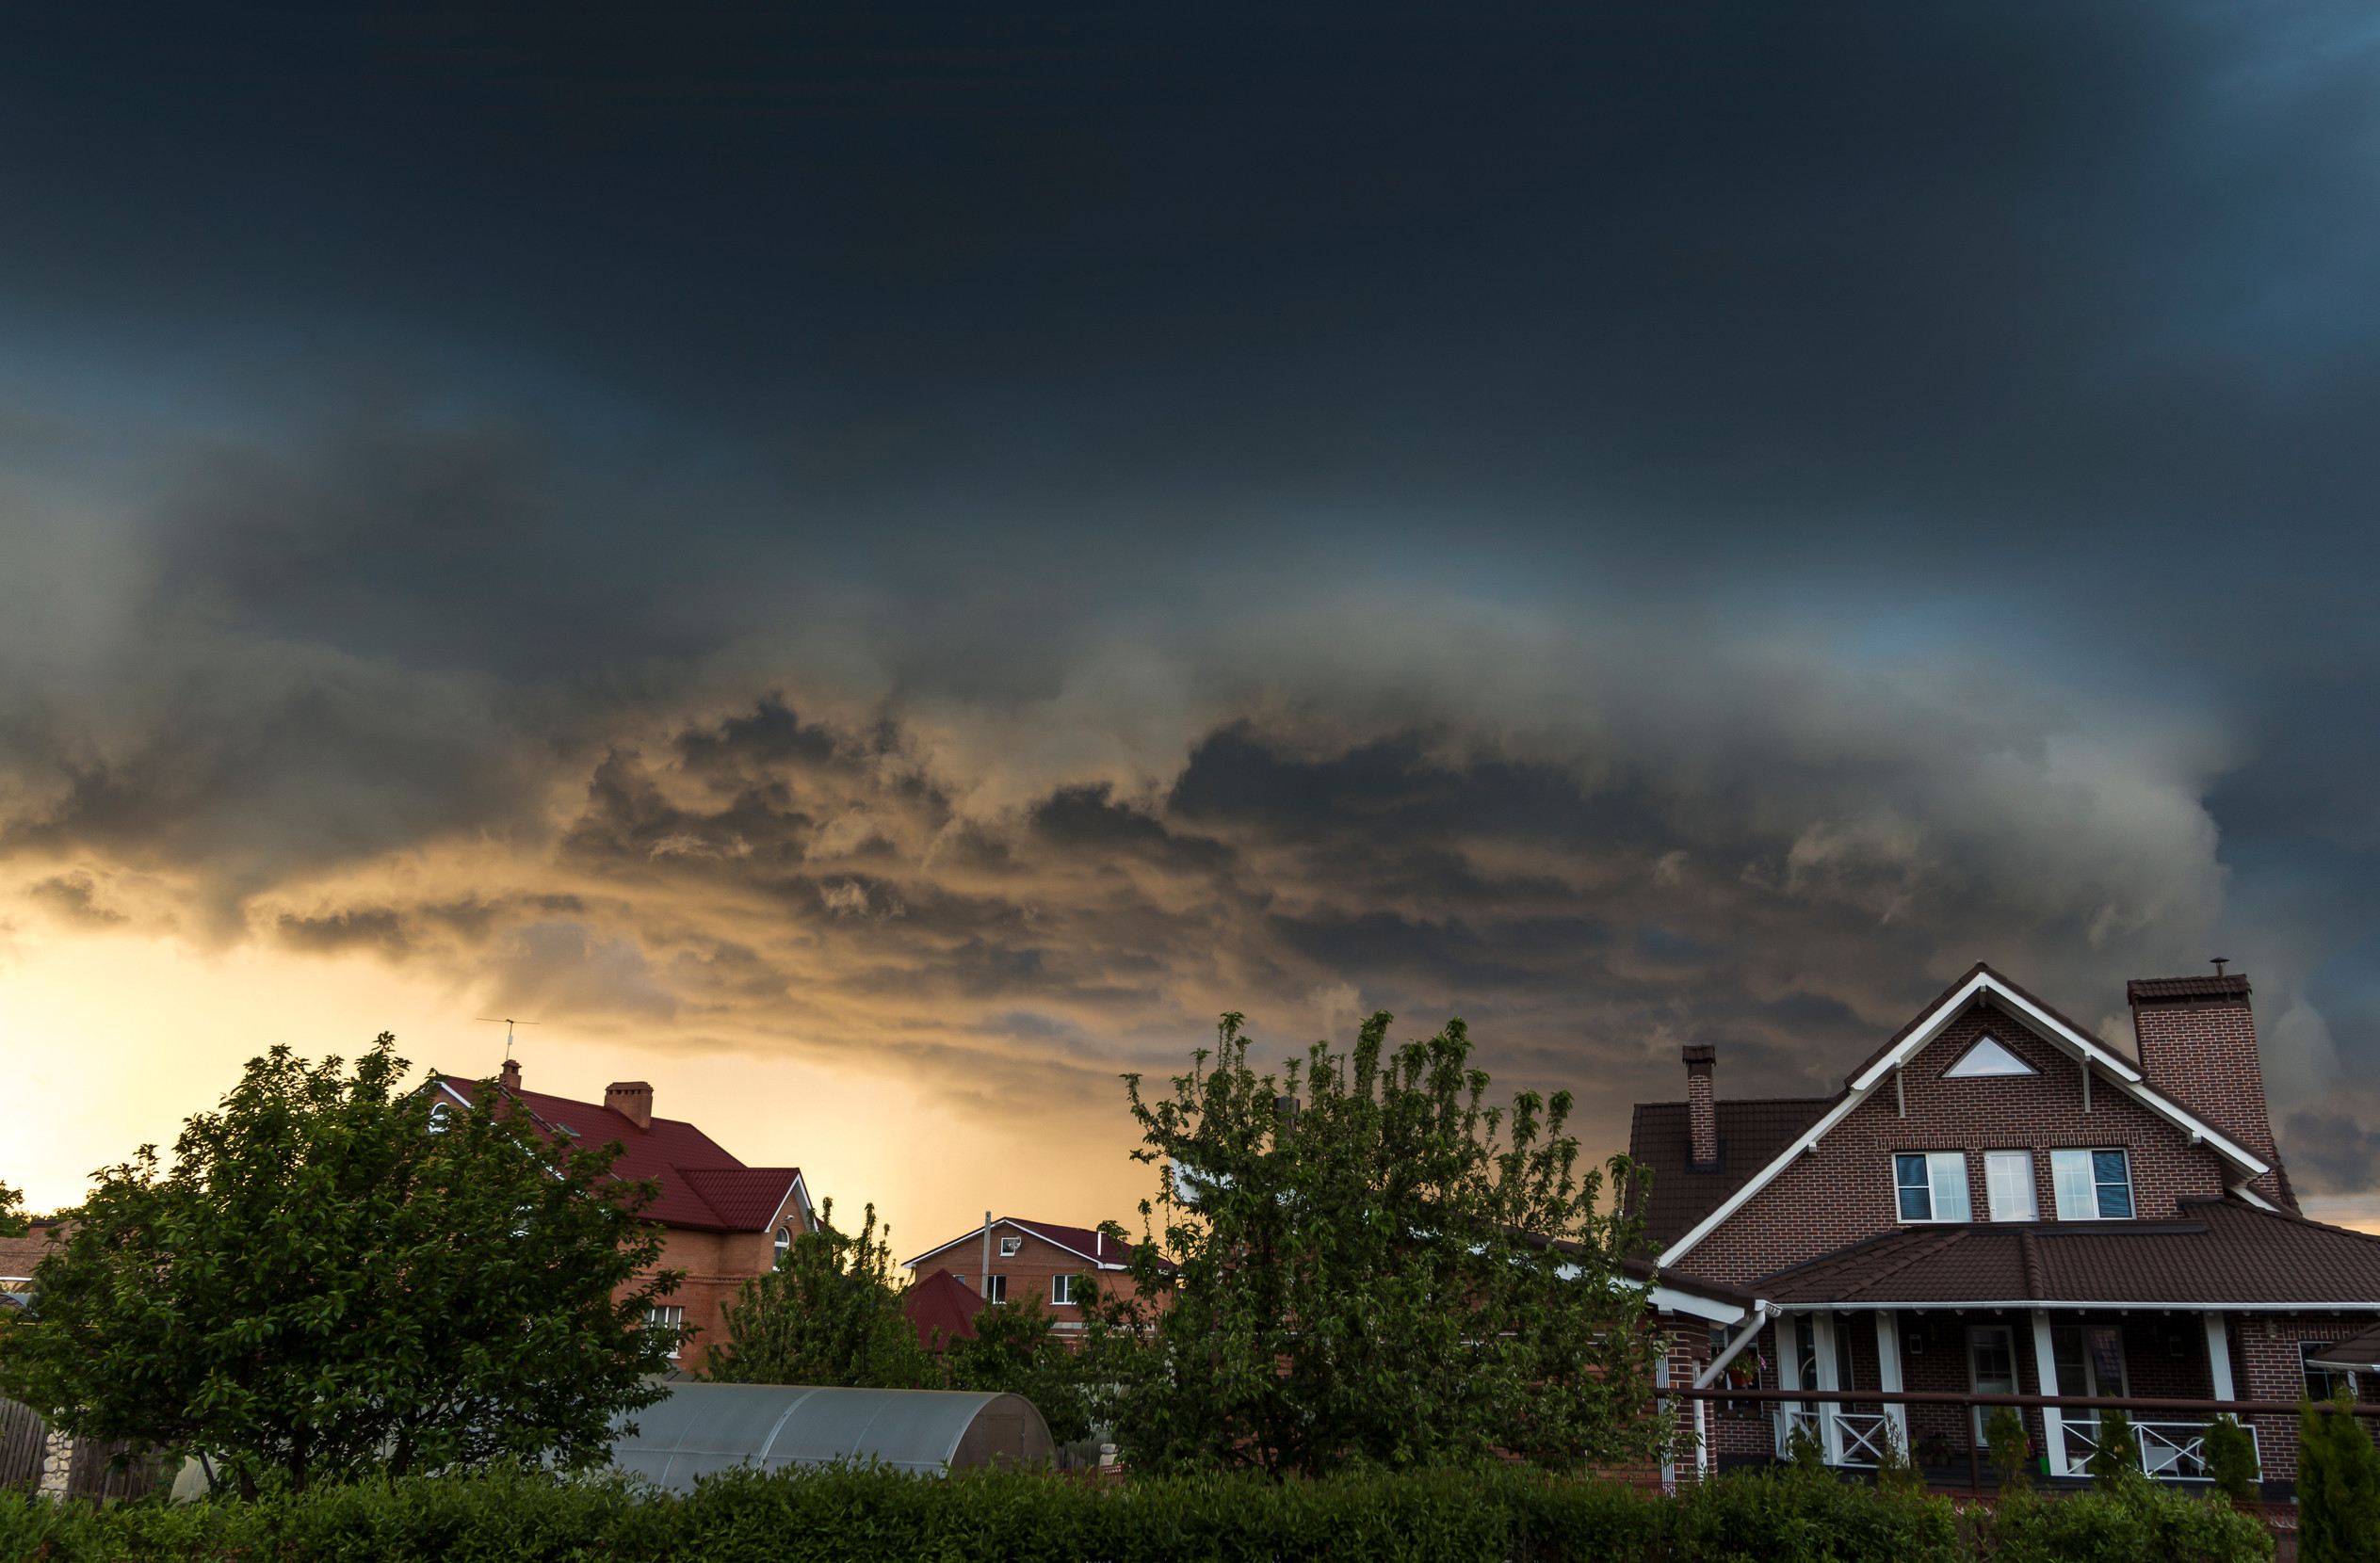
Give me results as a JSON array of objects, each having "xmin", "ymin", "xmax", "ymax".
[{"xmin": 0, "ymin": 1396, "xmax": 170, "ymax": 1502}]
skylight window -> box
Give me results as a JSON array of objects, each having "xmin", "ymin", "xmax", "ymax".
[{"xmin": 1942, "ymin": 1036, "xmax": 2037, "ymax": 1078}]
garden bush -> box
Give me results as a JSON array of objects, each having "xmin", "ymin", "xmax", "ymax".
[{"xmin": 0, "ymin": 1458, "xmax": 2275, "ymax": 1563}]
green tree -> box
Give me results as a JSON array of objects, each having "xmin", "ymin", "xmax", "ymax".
[
  {"xmin": 0, "ymin": 1037, "xmax": 681, "ymax": 1496},
  {"xmin": 938, "ymin": 1290, "xmax": 1097, "ymax": 1444},
  {"xmin": 1872, "ymin": 1418, "xmax": 1927, "ymax": 1496},
  {"xmin": 0, "ymin": 1180, "xmax": 26, "ymax": 1241},
  {"xmin": 1088, "ymin": 1011, "xmax": 1667, "ymax": 1478},
  {"xmin": 2299, "ymin": 1392, "xmax": 2380, "ymax": 1563},
  {"xmin": 708, "ymin": 1199, "xmax": 927, "ymax": 1389},
  {"xmin": 2201, "ymin": 1412, "xmax": 2259, "ymax": 1509}
]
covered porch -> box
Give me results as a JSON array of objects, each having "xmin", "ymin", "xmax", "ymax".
[{"xmin": 1744, "ymin": 1304, "xmax": 2256, "ymax": 1483}]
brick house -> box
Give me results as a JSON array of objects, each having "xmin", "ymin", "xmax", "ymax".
[
  {"xmin": 901, "ymin": 1217, "xmax": 1152, "ymax": 1329},
  {"xmin": 1628, "ymin": 963, "xmax": 2380, "ymax": 1494},
  {"xmin": 434, "ymin": 1061, "xmax": 812, "ymax": 1376}
]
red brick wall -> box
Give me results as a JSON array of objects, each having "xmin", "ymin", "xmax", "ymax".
[
  {"xmin": 2232, "ymin": 1312, "xmax": 2380, "ymax": 1482},
  {"xmin": 624, "ymin": 1191, "xmax": 809, "ymax": 1376},
  {"xmin": 909, "ymin": 1230, "xmax": 1152, "ymax": 1330},
  {"xmin": 2131, "ymin": 997, "xmax": 2290, "ymax": 1206},
  {"xmin": 1672, "ymin": 1007, "xmax": 2230, "ymax": 1289}
]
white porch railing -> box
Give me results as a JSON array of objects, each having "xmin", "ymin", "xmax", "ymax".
[
  {"xmin": 1775, "ymin": 1407, "xmax": 1897, "ymax": 1468},
  {"xmin": 2058, "ymin": 1418, "xmax": 2259, "ymax": 1481}
]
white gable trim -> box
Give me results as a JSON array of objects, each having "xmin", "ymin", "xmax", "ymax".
[
  {"xmin": 901, "ymin": 1217, "xmax": 1124, "ymax": 1273},
  {"xmin": 1660, "ymin": 969, "xmax": 2272, "ymax": 1267}
]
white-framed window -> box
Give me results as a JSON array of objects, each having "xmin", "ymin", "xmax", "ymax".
[
  {"xmin": 428, "ymin": 1104, "xmax": 452, "ymax": 1134},
  {"xmin": 645, "ymin": 1304, "xmax": 687, "ymax": 1360},
  {"xmin": 986, "ymin": 1274, "xmax": 1009, "ymax": 1305},
  {"xmin": 1051, "ymin": 1274, "xmax": 1076, "ymax": 1306},
  {"xmin": 773, "ymin": 1227, "xmax": 791, "ymax": 1264},
  {"xmin": 1895, "ymin": 1152, "xmax": 1971, "ymax": 1222},
  {"xmin": 2303, "ymin": 1342, "xmax": 2357, "ymax": 1402},
  {"xmin": 2050, "ymin": 1149, "xmax": 2135, "ymax": 1220},
  {"xmin": 1942, "ymin": 1036, "xmax": 2039, "ymax": 1078},
  {"xmin": 1000, "ymin": 1235, "xmax": 1022, "ymax": 1257},
  {"xmin": 1984, "ymin": 1151, "xmax": 2038, "ymax": 1221}
]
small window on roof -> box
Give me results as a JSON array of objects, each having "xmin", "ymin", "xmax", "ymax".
[{"xmin": 1943, "ymin": 1036, "xmax": 2038, "ymax": 1078}]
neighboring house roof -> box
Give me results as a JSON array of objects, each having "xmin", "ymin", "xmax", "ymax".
[
  {"xmin": 0, "ymin": 1222, "xmax": 65, "ymax": 1287},
  {"xmin": 901, "ymin": 1216, "xmax": 1151, "ymax": 1272},
  {"xmin": 433, "ymin": 1076, "xmax": 810, "ymax": 1235},
  {"xmin": 1649, "ymin": 963, "xmax": 2280, "ymax": 1267},
  {"xmin": 903, "ymin": 1268, "xmax": 985, "ymax": 1347},
  {"xmin": 1627, "ymin": 1097, "xmax": 1833, "ymax": 1250},
  {"xmin": 1751, "ymin": 1197, "xmax": 2380, "ymax": 1309}
]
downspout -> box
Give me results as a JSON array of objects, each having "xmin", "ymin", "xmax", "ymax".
[{"xmin": 1695, "ymin": 1301, "xmax": 1773, "ymax": 1389}]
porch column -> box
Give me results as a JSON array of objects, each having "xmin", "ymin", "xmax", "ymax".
[
  {"xmin": 1776, "ymin": 1311, "xmax": 1801, "ymax": 1458},
  {"xmin": 1813, "ymin": 1310, "xmax": 1842, "ymax": 1464},
  {"xmin": 1874, "ymin": 1309, "xmax": 1909, "ymax": 1454},
  {"xmin": 2203, "ymin": 1313, "xmax": 2236, "ymax": 1401},
  {"xmin": 2031, "ymin": 1310, "xmax": 2067, "ymax": 1478}
]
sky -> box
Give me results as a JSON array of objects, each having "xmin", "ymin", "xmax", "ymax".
[{"xmin": 4, "ymin": 1, "xmax": 2380, "ymax": 1248}]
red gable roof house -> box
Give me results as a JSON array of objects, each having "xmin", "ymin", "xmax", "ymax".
[
  {"xmin": 1628, "ymin": 964, "xmax": 2380, "ymax": 1497},
  {"xmin": 434, "ymin": 1060, "xmax": 812, "ymax": 1376},
  {"xmin": 902, "ymin": 1216, "xmax": 1157, "ymax": 1332}
]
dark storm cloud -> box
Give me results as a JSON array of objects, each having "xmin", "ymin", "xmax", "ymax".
[{"xmin": 1, "ymin": 3, "xmax": 2377, "ymax": 1180}]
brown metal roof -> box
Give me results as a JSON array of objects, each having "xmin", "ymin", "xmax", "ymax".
[
  {"xmin": 2127, "ymin": 973, "xmax": 2253, "ymax": 1005},
  {"xmin": 1753, "ymin": 1198, "xmax": 2380, "ymax": 1306},
  {"xmin": 1627, "ymin": 1096, "xmax": 1834, "ymax": 1249}
]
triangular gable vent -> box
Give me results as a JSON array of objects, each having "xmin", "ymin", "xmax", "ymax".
[{"xmin": 1942, "ymin": 1035, "xmax": 2037, "ymax": 1078}]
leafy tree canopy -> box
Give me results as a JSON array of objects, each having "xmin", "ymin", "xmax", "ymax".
[
  {"xmin": 939, "ymin": 1291, "xmax": 1098, "ymax": 1445},
  {"xmin": 0, "ymin": 1036, "xmax": 683, "ymax": 1496},
  {"xmin": 0, "ymin": 1181, "xmax": 25, "ymax": 1241},
  {"xmin": 1085, "ymin": 1010, "xmax": 1669, "ymax": 1479},
  {"xmin": 708, "ymin": 1200, "xmax": 928, "ymax": 1390}
]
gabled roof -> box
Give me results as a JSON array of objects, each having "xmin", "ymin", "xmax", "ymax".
[
  {"xmin": 433, "ymin": 1076, "xmax": 810, "ymax": 1235},
  {"xmin": 901, "ymin": 1216, "xmax": 1141, "ymax": 1272},
  {"xmin": 1753, "ymin": 1197, "xmax": 2380, "ymax": 1309},
  {"xmin": 903, "ymin": 1268, "xmax": 985, "ymax": 1347},
  {"xmin": 1657, "ymin": 963, "xmax": 2277, "ymax": 1267},
  {"xmin": 1627, "ymin": 1097, "xmax": 1834, "ymax": 1249}
]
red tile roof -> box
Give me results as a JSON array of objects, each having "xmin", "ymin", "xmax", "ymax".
[
  {"xmin": 903, "ymin": 1267, "xmax": 984, "ymax": 1348},
  {"xmin": 435, "ymin": 1076, "xmax": 805, "ymax": 1235},
  {"xmin": 1753, "ymin": 1198, "xmax": 2380, "ymax": 1307}
]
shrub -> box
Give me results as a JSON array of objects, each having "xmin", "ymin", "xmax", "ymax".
[
  {"xmin": 2298, "ymin": 1394, "xmax": 2380, "ymax": 1563},
  {"xmin": 1989, "ymin": 1475, "xmax": 2272, "ymax": 1563},
  {"xmin": 2200, "ymin": 1414, "xmax": 2259, "ymax": 1509},
  {"xmin": 0, "ymin": 1458, "xmax": 2275, "ymax": 1563},
  {"xmin": 2089, "ymin": 1410, "xmax": 2144, "ymax": 1493},
  {"xmin": 1986, "ymin": 1407, "xmax": 2032, "ymax": 1492}
]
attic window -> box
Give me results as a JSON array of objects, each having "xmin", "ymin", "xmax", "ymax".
[
  {"xmin": 1000, "ymin": 1236, "xmax": 1022, "ymax": 1257},
  {"xmin": 1942, "ymin": 1036, "xmax": 2037, "ymax": 1079}
]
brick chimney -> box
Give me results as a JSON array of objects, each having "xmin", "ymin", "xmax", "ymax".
[
  {"xmin": 1683, "ymin": 1044, "xmax": 1719, "ymax": 1169},
  {"xmin": 2128, "ymin": 971, "xmax": 2291, "ymax": 1208},
  {"xmin": 606, "ymin": 1081, "xmax": 655, "ymax": 1132}
]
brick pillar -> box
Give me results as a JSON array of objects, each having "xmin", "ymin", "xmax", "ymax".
[{"xmin": 1684, "ymin": 1045, "xmax": 1719, "ymax": 1168}]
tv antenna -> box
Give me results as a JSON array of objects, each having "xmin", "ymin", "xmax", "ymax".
[{"xmin": 476, "ymin": 1017, "xmax": 540, "ymax": 1061}]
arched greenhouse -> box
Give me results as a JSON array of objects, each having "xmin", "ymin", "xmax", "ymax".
[{"xmin": 607, "ymin": 1383, "xmax": 1053, "ymax": 1491}]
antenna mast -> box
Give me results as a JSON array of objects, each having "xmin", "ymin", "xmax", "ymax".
[{"xmin": 476, "ymin": 1017, "xmax": 541, "ymax": 1061}]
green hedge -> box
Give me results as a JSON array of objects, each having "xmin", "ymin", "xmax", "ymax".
[{"xmin": 0, "ymin": 1460, "xmax": 2271, "ymax": 1563}]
